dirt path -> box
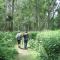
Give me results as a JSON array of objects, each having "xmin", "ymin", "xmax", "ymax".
[{"xmin": 15, "ymin": 45, "xmax": 37, "ymax": 60}]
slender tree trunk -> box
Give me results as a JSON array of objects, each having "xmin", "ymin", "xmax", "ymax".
[
  {"xmin": 5, "ymin": 0, "xmax": 14, "ymax": 31},
  {"xmin": 10, "ymin": 0, "xmax": 14, "ymax": 31},
  {"xmin": 35, "ymin": 0, "xmax": 39, "ymax": 31}
]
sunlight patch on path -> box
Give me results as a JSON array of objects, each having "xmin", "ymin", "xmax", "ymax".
[
  {"xmin": 15, "ymin": 45, "xmax": 29, "ymax": 55},
  {"xmin": 15, "ymin": 45, "xmax": 38, "ymax": 60}
]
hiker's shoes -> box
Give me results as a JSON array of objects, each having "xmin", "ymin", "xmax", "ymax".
[{"xmin": 24, "ymin": 48, "xmax": 28, "ymax": 50}]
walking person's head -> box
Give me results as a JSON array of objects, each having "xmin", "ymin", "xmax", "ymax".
[
  {"xmin": 25, "ymin": 30, "xmax": 28, "ymax": 33},
  {"xmin": 17, "ymin": 30, "xmax": 20, "ymax": 33}
]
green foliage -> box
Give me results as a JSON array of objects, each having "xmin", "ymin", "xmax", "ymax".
[
  {"xmin": 0, "ymin": 32, "xmax": 17, "ymax": 60},
  {"xmin": 29, "ymin": 32, "xmax": 38, "ymax": 49},
  {"xmin": 29, "ymin": 32, "xmax": 37, "ymax": 39},
  {"xmin": 0, "ymin": 0, "xmax": 5, "ymax": 21},
  {"xmin": 0, "ymin": 0, "xmax": 59, "ymax": 31},
  {"xmin": 54, "ymin": 7, "xmax": 60, "ymax": 29},
  {"xmin": 29, "ymin": 30, "xmax": 60, "ymax": 60},
  {"xmin": 0, "ymin": 47, "xmax": 17, "ymax": 60}
]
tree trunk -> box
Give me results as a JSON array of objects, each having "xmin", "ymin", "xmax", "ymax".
[
  {"xmin": 35, "ymin": 0, "xmax": 39, "ymax": 31},
  {"xmin": 5, "ymin": 0, "xmax": 14, "ymax": 31}
]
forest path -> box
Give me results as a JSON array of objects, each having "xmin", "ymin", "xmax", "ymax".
[{"xmin": 15, "ymin": 45, "xmax": 37, "ymax": 60}]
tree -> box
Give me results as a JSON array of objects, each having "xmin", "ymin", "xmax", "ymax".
[{"xmin": 5, "ymin": 0, "xmax": 14, "ymax": 31}]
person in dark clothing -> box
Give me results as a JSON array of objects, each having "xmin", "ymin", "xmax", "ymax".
[{"xmin": 23, "ymin": 31, "xmax": 28, "ymax": 49}]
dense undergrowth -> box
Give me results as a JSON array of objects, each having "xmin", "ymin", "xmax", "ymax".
[
  {"xmin": 0, "ymin": 32, "xmax": 17, "ymax": 60},
  {"xmin": 29, "ymin": 30, "xmax": 60, "ymax": 60},
  {"xmin": 0, "ymin": 30, "xmax": 60, "ymax": 60}
]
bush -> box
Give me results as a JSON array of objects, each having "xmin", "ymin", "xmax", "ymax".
[
  {"xmin": 0, "ymin": 32, "xmax": 17, "ymax": 60},
  {"xmin": 28, "ymin": 31, "xmax": 38, "ymax": 48},
  {"xmin": 0, "ymin": 47, "xmax": 17, "ymax": 60},
  {"xmin": 29, "ymin": 31, "xmax": 37, "ymax": 39},
  {"xmin": 29, "ymin": 30, "xmax": 60, "ymax": 60}
]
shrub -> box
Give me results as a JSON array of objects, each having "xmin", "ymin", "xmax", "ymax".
[
  {"xmin": 29, "ymin": 30, "xmax": 60, "ymax": 60},
  {"xmin": 0, "ymin": 32, "xmax": 17, "ymax": 60},
  {"xmin": 28, "ymin": 31, "xmax": 38, "ymax": 48},
  {"xmin": 29, "ymin": 31, "xmax": 37, "ymax": 39}
]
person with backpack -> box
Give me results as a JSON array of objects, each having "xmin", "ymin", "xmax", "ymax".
[
  {"xmin": 23, "ymin": 31, "xmax": 28, "ymax": 49},
  {"xmin": 16, "ymin": 31, "xmax": 22, "ymax": 48}
]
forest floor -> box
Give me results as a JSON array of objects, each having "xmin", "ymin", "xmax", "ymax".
[{"xmin": 15, "ymin": 45, "xmax": 38, "ymax": 60}]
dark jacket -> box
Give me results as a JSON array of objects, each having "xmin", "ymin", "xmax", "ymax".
[{"xmin": 23, "ymin": 33, "xmax": 28, "ymax": 41}]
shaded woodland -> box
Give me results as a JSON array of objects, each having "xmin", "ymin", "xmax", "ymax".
[{"xmin": 0, "ymin": 0, "xmax": 60, "ymax": 31}]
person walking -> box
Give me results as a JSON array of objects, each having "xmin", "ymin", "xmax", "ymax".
[
  {"xmin": 16, "ymin": 31, "xmax": 22, "ymax": 48},
  {"xmin": 23, "ymin": 31, "xmax": 28, "ymax": 49}
]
